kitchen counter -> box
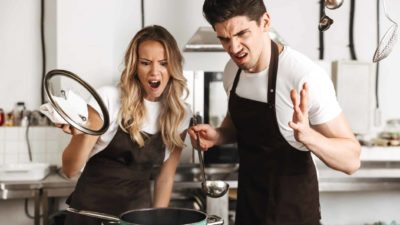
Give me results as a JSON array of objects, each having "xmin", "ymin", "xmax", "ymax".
[{"xmin": 2, "ymin": 146, "xmax": 400, "ymax": 225}]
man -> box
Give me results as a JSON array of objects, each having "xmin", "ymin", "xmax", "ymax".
[{"xmin": 188, "ymin": 0, "xmax": 361, "ymax": 224}]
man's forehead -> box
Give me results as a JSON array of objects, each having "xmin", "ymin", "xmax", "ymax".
[{"xmin": 215, "ymin": 16, "xmax": 253, "ymax": 37}]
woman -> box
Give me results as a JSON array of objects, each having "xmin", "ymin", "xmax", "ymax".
[{"xmin": 60, "ymin": 25, "xmax": 191, "ymax": 225}]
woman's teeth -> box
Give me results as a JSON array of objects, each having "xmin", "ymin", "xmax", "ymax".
[{"xmin": 149, "ymin": 80, "xmax": 161, "ymax": 88}]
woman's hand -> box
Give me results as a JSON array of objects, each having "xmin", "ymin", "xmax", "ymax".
[{"xmin": 55, "ymin": 124, "xmax": 83, "ymax": 136}]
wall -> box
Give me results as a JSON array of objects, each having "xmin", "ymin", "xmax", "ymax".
[
  {"xmin": 0, "ymin": 127, "xmax": 69, "ymax": 165},
  {"xmin": 0, "ymin": 0, "xmax": 141, "ymax": 112}
]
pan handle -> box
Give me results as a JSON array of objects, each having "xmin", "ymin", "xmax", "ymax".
[
  {"xmin": 207, "ymin": 214, "xmax": 224, "ymax": 225},
  {"xmin": 66, "ymin": 207, "xmax": 120, "ymax": 223}
]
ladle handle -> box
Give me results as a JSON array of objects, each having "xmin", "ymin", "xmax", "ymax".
[
  {"xmin": 192, "ymin": 113, "xmax": 207, "ymax": 183},
  {"xmin": 196, "ymin": 133, "xmax": 207, "ymax": 183}
]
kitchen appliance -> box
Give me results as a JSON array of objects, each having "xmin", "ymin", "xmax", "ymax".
[
  {"xmin": 184, "ymin": 27, "xmax": 286, "ymax": 52},
  {"xmin": 66, "ymin": 207, "xmax": 223, "ymax": 225},
  {"xmin": 332, "ymin": 60, "xmax": 376, "ymax": 134}
]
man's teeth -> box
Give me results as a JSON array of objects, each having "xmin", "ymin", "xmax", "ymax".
[{"xmin": 236, "ymin": 52, "xmax": 246, "ymax": 58}]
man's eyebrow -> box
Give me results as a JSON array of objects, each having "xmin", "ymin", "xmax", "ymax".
[{"xmin": 217, "ymin": 28, "xmax": 250, "ymax": 40}]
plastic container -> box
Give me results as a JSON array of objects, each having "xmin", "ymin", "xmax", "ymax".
[
  {"xmin": 0, "ymin": 163, "xmax": 50, "ymax": 181},
  {"xmin": 13, "ymin": 102, "xmax": 26, "ymax": 126}
]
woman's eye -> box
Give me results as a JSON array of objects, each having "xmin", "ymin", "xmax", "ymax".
[
  {"xmin": 140, "ymin": 61, "xmax": 150, "ymax": 66},
  {"xmin": 160, "ymin": 62, "xmax": 168, "ymax": 67}
]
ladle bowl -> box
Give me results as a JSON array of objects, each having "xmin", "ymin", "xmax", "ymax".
[{"xmin": 201, "ymin": 180, "xmax": 229, "ymax": 198}]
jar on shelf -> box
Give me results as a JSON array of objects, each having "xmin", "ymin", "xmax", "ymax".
[{"xmin": 0, "ymin": 108, "xmax": 4, "ymax": 126}]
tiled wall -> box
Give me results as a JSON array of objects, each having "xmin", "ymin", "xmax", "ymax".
[{"xmin": 0, "ymin": 127, "xmax": 70, "ymax": 166}]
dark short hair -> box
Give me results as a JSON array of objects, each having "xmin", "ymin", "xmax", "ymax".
[{"xmin": 203, "ymin": 0, "xmax": 267, "ymax": 28}]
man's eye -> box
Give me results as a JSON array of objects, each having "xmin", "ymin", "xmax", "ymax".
[
  {"xmin": 219, "ymin": 38, "xmax": 229, "ymax": 43},
  {"xmin": 237, "ymin": 31, "xmax": 248, "ymax": 37}
]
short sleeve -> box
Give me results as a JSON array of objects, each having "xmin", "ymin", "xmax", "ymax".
[{"xmin": 306, "ymin": 68, "xmax": 342, "ymax": 125}]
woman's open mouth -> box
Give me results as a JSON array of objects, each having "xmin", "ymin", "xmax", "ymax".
[{"xmin": 149, "ymin": 80, "xmax": 161, "ymax": 88}]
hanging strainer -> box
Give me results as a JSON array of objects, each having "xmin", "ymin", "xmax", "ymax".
[{"xmin": 373, "ymin": 0, "xmax": 398, "ymax": 62}]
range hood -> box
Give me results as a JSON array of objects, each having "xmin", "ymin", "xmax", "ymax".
[{"xmin": 184, "ymin": 26, "xmax": 286, "ymax": 52}]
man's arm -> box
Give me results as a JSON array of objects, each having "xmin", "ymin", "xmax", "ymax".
[
  {"xmin": 304, "ymin": 114, "xmax": 360, "ymax": 174},
  {"xmin": 215, "ymin": 113, "xmax": 237, "ymax": 145},
  {"xmin": 289, "ymin": 83, "xmax": 361, "ymax": 175}
]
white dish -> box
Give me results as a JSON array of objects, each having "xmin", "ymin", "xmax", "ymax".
[{"xmin": 0, "ymin": 163, "xmax": 50, "ymax": 181}]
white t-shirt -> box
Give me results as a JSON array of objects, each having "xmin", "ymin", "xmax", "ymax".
[
  {"xmin": 223, "ymin": 46, "xmax": 341, "ymax": 151},
  {"xmin": 88, "ymin": 86, "xmax": 192, "ymax": 160}
]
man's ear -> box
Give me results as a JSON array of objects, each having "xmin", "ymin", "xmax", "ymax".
[{"xmin": 261, "ymin": 12, "xmax": 271, "ymax": 32}]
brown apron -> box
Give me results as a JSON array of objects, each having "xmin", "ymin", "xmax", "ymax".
[
  {"xmin": 64, "ymin": 127, "xmax": 165, "ymax": 225},
  {"xmin": 230, "ymin": 41, "xmax": 321, "ymax": 225}
]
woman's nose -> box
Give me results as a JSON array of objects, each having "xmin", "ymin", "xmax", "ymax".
[{"xmin": 150, "ymin": 63, "xmax": 161, "ymax": 74}]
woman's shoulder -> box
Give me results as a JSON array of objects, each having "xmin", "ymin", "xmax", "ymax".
[{"xmin": 96, "ymin": 85, "xmax": 120, "ymax": 97}]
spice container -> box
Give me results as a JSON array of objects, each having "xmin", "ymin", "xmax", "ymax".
[{"xmin": 0, "ymin": 108, "xmax": 4, "ymax": 126}]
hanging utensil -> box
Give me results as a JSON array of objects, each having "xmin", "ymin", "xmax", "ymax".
[
  {"xmin": 373, "ymin": 0, "xmax": 398, "ymax": 62},
  {"xmin": 192, "ymin": 113, "xmax": 229, "ymax": 198},
  {"xmin": 325, "ymin": 0, "xmax": 344, "ymax": 10},
  {"xmin": 319, "ymin": 5, "xmax": 334, "ymax": 32}
]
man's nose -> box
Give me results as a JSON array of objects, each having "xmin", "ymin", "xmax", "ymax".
[{"xmin": 229, "ymin": 37, "xmax": 241, "ymax": 54}]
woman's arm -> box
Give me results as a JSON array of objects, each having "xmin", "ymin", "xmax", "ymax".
[
  {"xmin": 152, "ymin": 147, "xmax": 182, "ymax": 207},
  {"xmin": 61, "ymin": 132, "xmax": 99, "ymax": 178},
  {"xmin": 60, "ymin": 105, "xmax": 102, "ymax": 178}
]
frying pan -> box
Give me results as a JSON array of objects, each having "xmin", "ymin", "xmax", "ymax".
[{"xmin": 66, "ymin": 207, "xmax": 223, "ymax": 225}]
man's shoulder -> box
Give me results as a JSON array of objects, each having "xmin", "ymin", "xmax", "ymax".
[{"xmin": 280, "ymin": 46, "xmax": 326, "ymax": 78}]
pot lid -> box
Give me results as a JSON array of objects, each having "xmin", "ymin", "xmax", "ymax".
[{"xmin": 43, "ymin": 69, "xmax": 110, "ymax": 135}]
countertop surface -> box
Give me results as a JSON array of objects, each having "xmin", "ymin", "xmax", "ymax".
[{"xmin": 2, "ymin": 146, "xmax": 400, "ymax": 199}]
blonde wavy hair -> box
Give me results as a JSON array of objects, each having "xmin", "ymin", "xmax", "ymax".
[{"xmin": 118, "ymin": 25, "xmax": 188, "ymax": 152}]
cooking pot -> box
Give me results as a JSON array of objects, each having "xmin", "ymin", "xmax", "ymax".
[{"xmin": 67, "ymin": 207, "xmax": 223, "ymax": 225}]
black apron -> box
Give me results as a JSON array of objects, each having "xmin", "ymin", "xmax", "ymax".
[
  {"xmin": 64, "ymin": 127, "xmax": 165, "ymax": 225},
  {"xmin": 230, "ymin": 41, "xmax": 321, "ymax": 225}
]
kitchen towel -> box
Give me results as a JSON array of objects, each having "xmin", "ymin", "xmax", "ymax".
[{"xmin": 39, "ymin": 90, "xmax": 88, "ymax": 125}]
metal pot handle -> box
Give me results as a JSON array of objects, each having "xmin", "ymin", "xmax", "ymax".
[
  {"xmin": 207, "ymin": 214, "xmax": 224, "ymax": 225},
  {"xmin": 66, "ymin": 207, "xmax": 120, "ymax": 223}
]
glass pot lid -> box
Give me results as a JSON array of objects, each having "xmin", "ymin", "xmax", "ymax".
[{"xmin": 43, "ymin": 69, "xmax": 110, "ymax": 135}]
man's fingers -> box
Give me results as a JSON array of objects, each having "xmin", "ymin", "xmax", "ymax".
[
  {"xmin": 300, "ymin": 83, "xmax": 309, "ymax": 114},
  {"xmin": 288, "ymin": 121, "xmax": 300, "ymax": 130},
  {"xmin": 290, "ymin": 89, "xmax": 298, "ymax": 107}
]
